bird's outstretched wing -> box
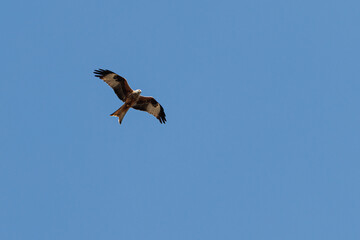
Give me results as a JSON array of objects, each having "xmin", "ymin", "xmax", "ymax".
[
  {"xmin": 132, "ymin": 96, "xmax": 167, "ymax": 124},
  {"xmin": 94, "ymin": 69, "xmax": 133, "ymax": 101}
]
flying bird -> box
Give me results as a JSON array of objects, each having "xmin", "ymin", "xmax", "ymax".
[{"xmin": 94, "ymin": 69, "xmax": 166, "ymax": 125}]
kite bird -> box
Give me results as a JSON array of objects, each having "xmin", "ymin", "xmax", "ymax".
[{"xmin": 94, "ymin": 69, "xmax": 166, "ymax": 125}]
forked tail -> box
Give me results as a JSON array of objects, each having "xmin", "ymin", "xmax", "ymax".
[{"xmin": 110, "ymin": 104, "xmax": 130, "ymax": 125}]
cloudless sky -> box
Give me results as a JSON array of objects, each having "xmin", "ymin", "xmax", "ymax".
[{"xmin": 1, "ymin": 0, "xmax": 360, "ymax": 239}]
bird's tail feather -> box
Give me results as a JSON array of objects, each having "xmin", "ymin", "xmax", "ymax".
[{"xmin": 110, "ymin": 104, "xmax": 130, "ymax": 125}]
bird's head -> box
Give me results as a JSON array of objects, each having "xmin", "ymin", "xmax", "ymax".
[{"xmin": 135, "ymin": 89, "xmax": 142, "ymax": 94}]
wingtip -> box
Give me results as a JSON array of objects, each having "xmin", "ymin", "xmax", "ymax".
[
  {"xmin": 93, "ymin": 68, "xmax": 113, "ymax": 78},
  {"xmin": 158, "ymin": 116, "xmax": 167, "ymax": 124},
  {"xmin": 159, "ymin": 105, "xmax": 166, "ymax": 124}
]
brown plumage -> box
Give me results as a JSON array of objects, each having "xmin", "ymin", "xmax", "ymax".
[{"xmin": 94, "ymin": 69, "xmax": 166, "ymax": 125}]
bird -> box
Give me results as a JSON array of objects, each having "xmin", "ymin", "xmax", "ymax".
[{"xmin": 94, "ymin": 69, "xmax": 166, "ymax": 125}]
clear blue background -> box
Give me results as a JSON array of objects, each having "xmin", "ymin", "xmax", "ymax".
[{"xmin": 1, "ymin": 0, "xmax": 359, "ymax": 239}]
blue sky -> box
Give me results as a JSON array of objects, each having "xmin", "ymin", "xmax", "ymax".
[{"xmin": 1, "ymin": 0, "xmax": 360, "ymax": 239}]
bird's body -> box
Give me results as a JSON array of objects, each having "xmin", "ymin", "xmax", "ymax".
[
  {"xmin": 124, "ymin": 89, "xmax": 142, "ymax": 108},
  {"xmin": 94, "ymin": 69, "xmax": 166, "ymax": 125}
]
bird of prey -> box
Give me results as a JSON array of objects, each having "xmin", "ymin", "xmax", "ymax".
[{"xmin": 94, "ymin": 69, "xmax": 166, "ymax": 125}]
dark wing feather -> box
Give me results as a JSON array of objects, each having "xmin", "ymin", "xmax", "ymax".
[
  {"xmin": 94, "ymin": 69, "xmax": 133, "ymax": 101},
  {"xmin": 132, "ymin": 96, "xmax": 167, "ymax": 124}
]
